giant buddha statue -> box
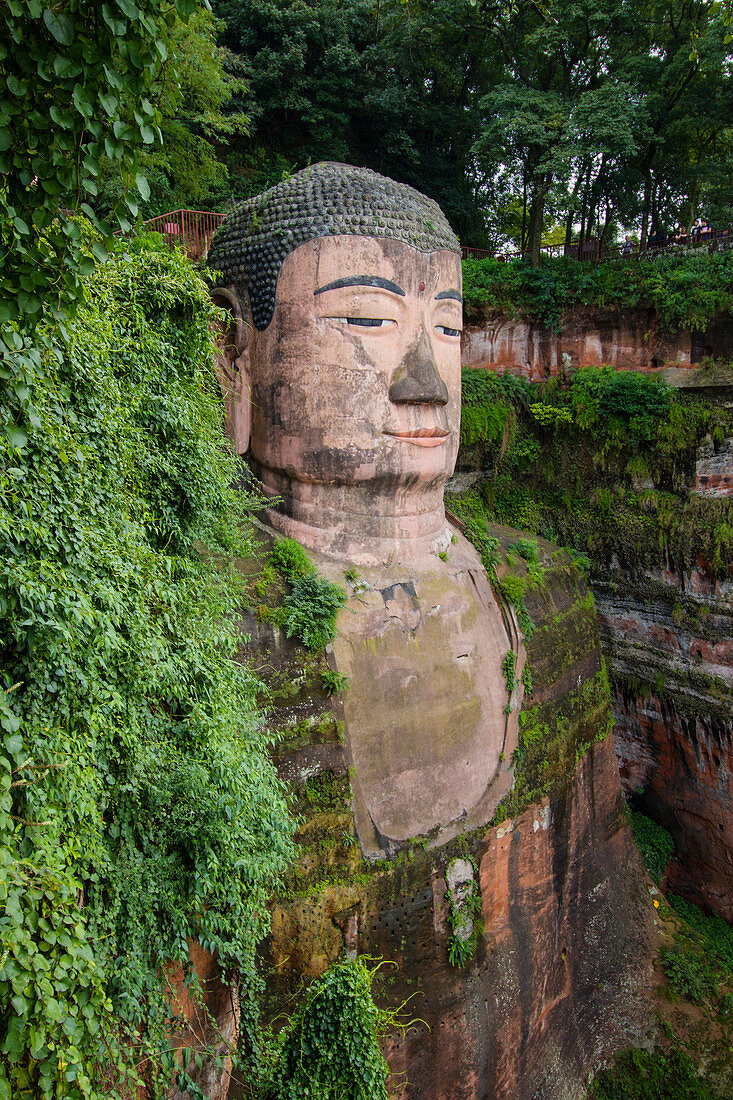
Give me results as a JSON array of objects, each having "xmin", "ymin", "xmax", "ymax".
[
  {"xmin": 209, "ymin": 163, "xmax": 523, "ymax": 857},
  {"xmin": 207, "ymin": 165, "xmax": 654, "ymax": 1100}
]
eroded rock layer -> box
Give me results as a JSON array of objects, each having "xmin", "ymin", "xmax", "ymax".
[{"xmin": 595, "ymin": 564, "xmax": 733, "ymax": 920}]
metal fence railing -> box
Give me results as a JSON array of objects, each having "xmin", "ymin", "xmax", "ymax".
[
  {"xmin": 139, "ymin": 209, "xmax": 226, "ymax": 261},
  {"xmin": 135, "ymin": 208, "xmax": 733, "ymax": 267},
  {"xmin": 462, "ymin": 227, "xmax": 733, "ymax": 264}
]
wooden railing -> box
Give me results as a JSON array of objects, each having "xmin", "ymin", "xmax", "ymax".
[{"xmin": 136, "ymin": 208, "xmax": 733, "ymax": 266}]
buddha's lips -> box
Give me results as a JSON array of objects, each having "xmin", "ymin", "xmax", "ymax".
[{"xmin": 384, "ymin": 428, "xmax": 451, "ymax": 447}]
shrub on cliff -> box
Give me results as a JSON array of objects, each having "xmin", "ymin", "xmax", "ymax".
[
  {"xmin": 455, "ymin": 367, "xmax": 733, "ymax": 577},
  {"xmin": 0, "ymin": 238, "xmax": 294, "ymax": 1097},
  {"xmin": 462, "ymin": 249, "xmax": 733, "ymax": 331}
]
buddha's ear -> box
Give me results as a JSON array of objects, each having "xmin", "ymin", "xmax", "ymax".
[{"xmin": 211, "ymin": 286, "xmax": 252, "ymax": 454}]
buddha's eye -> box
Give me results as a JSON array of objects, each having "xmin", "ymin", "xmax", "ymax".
[
  {"xmin": 437, "ymin": 325, "xmax": 461, "ymax": 337},
  {"xmin": 345, "ymin": 317, "xmax": 394, "ymax": 328}
]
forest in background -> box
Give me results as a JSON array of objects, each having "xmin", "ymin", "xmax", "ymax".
[{"xmin": 93, "ymin": 0, "xmax": 733, "ymax": 263}]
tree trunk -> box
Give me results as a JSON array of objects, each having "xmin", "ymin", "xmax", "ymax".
[
  {"xmin": 599, "ymin": 204, "xmax": 614, "ymax": 255},
  {"xmin": 521, "ymin": 173, "xmax": 527, "ymax": 255},
  {"xmin": 564, "ymin": 208, "xmax": 574, "ymax": 254},
  {"xmin": 641, "ymin": 168, "xmax": 652, "ymax": 248},
  {"xmin": 687, "ymin": 176, "xmax": 698, "ymax": 235},
  {"xmin": 527, "ymin": 180, "xmax": 545, "ymax": 268}
]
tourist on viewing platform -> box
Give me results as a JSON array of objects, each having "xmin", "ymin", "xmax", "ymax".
[
  {"xmin": 622, "ymin": 235, "xmax": 633, "ymax": 255},
  {"xmin": 700, "ymin": 219, "xmax": 712, "ymax": 241},
  {"xmin": 675, "ymin": 223, "xmax": 688, "ymax": 246}
]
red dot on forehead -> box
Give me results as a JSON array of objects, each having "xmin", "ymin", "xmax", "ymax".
[{"xmin": 419, "ymin": 281, "xmax": 425, "ymax": 292}]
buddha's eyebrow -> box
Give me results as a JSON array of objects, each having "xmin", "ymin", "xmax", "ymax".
[
  {"xmin": 435, "ymin": 289, "xmax": 463, "ymax": 302},
  {"xmin": 314, "ymin": 275, "xmax": 405, "ymax": 296}
]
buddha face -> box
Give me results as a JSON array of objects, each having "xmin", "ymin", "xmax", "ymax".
[{"xmin": 239, "ymin": 235, "xmax": 463, "ymax": 498}]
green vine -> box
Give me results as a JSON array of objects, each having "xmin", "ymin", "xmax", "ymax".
[
  {"xmin": 0, "ymin": 238, "xmax": 294, "ymax": 1098},
  {"xmin": 263, "ymin": 958, "xmax": 400, "ymax": 1100}
]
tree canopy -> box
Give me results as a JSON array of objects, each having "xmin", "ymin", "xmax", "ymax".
[{"xmin": 211, "ymin": 0, "xmax": 733, "ymax": 254}]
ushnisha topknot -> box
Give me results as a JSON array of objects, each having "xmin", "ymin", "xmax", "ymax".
[{"xmin": 207, "ymin": 162, "xmax": 461, "ymax": 330}]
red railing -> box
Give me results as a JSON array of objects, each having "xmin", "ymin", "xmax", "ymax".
[
  {"xmin": 135, "ymin": 208, "xmax": 733, "ymax": 267},
  {"xmin": 139, "ymin": 208, "xmax": 226, "ymax": 261}
]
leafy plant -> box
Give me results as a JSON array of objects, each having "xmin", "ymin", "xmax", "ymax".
[
  {"xmin": 0, "ymin": 0, "xmax": 201, "ymax": 334},
  {"xmin": 267, "ymin": 538, "xmax": 347, "ymax": 650},
  {"xmin": 264, "ymin": 958, "xmax": 398, "ymax": 1100},
  {"xmin": 277, "ymin": 573, "xmax": 347, "ymax": 651},
  {"xmin": 590, "ymin": 1045, "xmax": 726, "ymax": 1099},
  {"xmin": 502, "ymin": 650, "xmax": 519, "ymax": 694},
  {"xmin": 446, "ymin": 869, "xmax": 483, "ymax": 969},
  {"xmin": 660, "ymin": 931, "xmax": 722, "ymax": 1005},
  {"xmin": 507, "ymin": 538, "xmax": 540, "ymax": 563},
  {"xmin": 667, "ymin": 895, "xmax": 733, "ymax": 974},
  {"xmin": 321, "ymin": 669, "xmax": 350, "ymax": 696},
  {"xmin": 630, "ymin": 812, "xmax": 675, "ymax": 885},
  {"xmin": 0, "ymin": 241, "xmax": 294, "ymax": 1097},
  {"xmin": 271, "ymin": 536, "xmax": 318, "ymax": 581}
]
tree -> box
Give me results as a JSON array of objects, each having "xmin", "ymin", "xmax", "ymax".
[{"xmin": 95, "ymin": 7, "xmax": 250, "ymax": 218}]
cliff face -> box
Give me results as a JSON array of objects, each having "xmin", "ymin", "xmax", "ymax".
[
  {"xmin": 453, "ymin": 347, "xmax": 732, "ymax": 928},
  {"xmin": 243, "ymin": 526, "xmax": 655, "ymax": 1100},
  {"xmin": 461, "ymin": 306, "xmax": 733, "ymax": 379},
  {"xmin": 380, "ymin": 737, "xmax": 652, "ymax": 1100},
  {"xmin": 594, "ymin": 563, "xmax": 733, "ymax": 920}
]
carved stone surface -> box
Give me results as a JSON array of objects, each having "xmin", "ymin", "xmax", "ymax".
[
  {"xmin": 209, "ymin": 164, "xmax": 655, "ymax": 1099},
  {"xmin": 209, "ymin": 162, "xmax": 459, "ymax": 330}
]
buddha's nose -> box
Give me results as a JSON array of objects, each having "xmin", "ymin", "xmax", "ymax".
[{"xmin": 389, "ymin": 328, "xmax": 449, "ymax": 405}]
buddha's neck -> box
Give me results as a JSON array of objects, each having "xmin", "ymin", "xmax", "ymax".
[{"xmin": 251, "ymin": 466, "xmax": 452, "ymax": 567}]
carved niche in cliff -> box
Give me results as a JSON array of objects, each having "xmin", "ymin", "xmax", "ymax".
[
  {"xmin": 208, "ymin": 164, "xmax": 656, "ymax": 1100},
  {"xmin": 209, "ymin": 162, "xmax": 522, "ymax": 857}
]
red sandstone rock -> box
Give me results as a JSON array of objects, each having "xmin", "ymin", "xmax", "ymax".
[
  {"xmin": 165, "ymin": 944, "xmax": 239, "ymax": 1100},
  {"xmin": 614, "ymin": 689, "xmax": 733, "ymax": 921},
  {"xmin": 380, "ymin": 738, "xmax": 655, "ymax": 1100},
  {"xmin": 461, "ymin": 307, "xmax": 733, "ymax": 378}
]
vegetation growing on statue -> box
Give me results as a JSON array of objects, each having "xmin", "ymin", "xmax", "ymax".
[
  {"xmin": 258, "ymin": 537, "xmax": 347, "ymax": 651},
  {"xmin": 0, "ymin": 239, "xmax": 294, "ymax": 1097}
]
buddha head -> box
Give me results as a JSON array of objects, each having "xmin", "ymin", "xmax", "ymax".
[{"xmin": 209, "ymin": 163, "xmax": 463, "ymax": 562}]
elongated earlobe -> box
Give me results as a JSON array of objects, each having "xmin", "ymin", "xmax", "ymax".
[{"xmin": 211, "ymin": 286, "xmax": 252, "ymax": 454}]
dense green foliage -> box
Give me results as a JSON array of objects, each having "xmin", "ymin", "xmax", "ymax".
[
  {"xmin": 629, "ymin": 812, "xmax": 675, "ymax": 885},
  {"xmin": 0, "ymin": 241, "xmax": 294, "ymax": 1097},
  {"xmin": 263, "ymin": 959, "xmax": 394, "ymax": 1100},
  {"xmin": 261, "ymin": 537, "xmax": 348, "ymax": 651},
  {"xmin": 660, "ymin": 930, "xmax": 724, "ymax": 1004},
  {"xmin": 210, "ymin": 0, "xmax": 733, "ymax": 251},
  {"xmin": 590, "ymin": 1046, "xmax": 726, "ymax": 1100},
  {"xmin": 455, "ymin": 367, "xmax": 733, "ymax": 579},
  {"xmin": 462, "ymin": 249, "xmax": 733, "ymax": 331},
  {"xmin": 668, "ymin": 895, "xmax": 733, "ymax": 973},
  {"xmin": 629, "ymin": 811, "xmax": 733, "ymax": 1003},
  {"xmin": 612, "ymin": 810, "xmax": 733, "ymax": 1100},
  {"xmin": 95, "ymin": 8, "xmax": 249, "ymax": 218},
  {"xmin": 0, "ymin": 0, "xmax": 203, "ymax": 332}
]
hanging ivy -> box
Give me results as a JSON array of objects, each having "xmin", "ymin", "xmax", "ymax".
[{"xmin": 0, "ymin": 235, "xmax": 294, "ymax": 1098}]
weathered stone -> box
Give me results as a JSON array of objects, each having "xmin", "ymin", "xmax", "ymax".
[{"xmin": 461, "ymin": 307, "xmax": 733, "ymax": 378}]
